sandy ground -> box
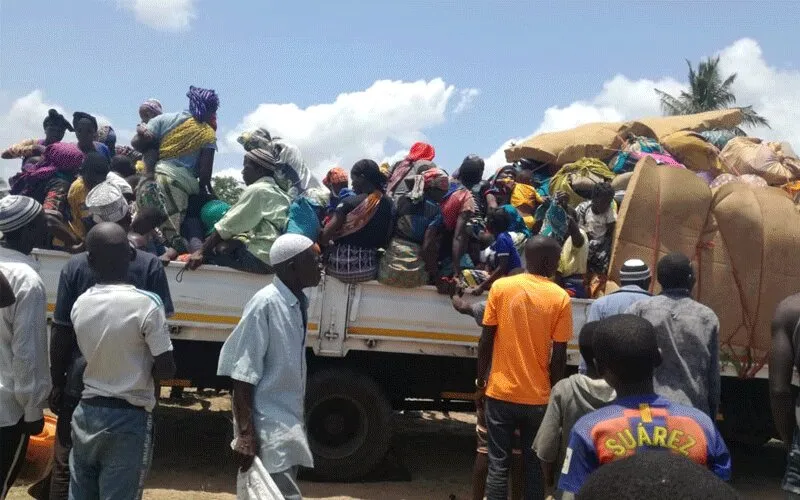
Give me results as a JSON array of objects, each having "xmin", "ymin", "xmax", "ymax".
[{"xmin": 7, "ymin": 390, "xmax": 789, "ymax": 500}]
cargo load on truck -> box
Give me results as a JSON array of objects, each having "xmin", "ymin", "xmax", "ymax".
[{"xmin": 503, "ymin": 108, "xmax": 800, "ymax": 378}]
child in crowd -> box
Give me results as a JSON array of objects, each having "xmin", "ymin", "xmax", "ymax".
[
  {"xmin": 322, "ymin": 166, "xmax": 355, "ymax": 224},
  {"xmin": 533, "ymin": 321, "xmax": 616, "ymax": 492},
  {"xmin": 557, "ymin": 314, "xmax": 731, "ymax": 495},
  {"xmin": 575, "ymin": 182, "xmax": 616, "ymax": 277},
  {"xmin": 466, "ymin": 208, "xmax": 523, "ymax": 296}
]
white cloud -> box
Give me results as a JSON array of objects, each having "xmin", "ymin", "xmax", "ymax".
[
  {"xmin": 483, "ymin": 38, "xmax": 800, "ymax": 166},
  {"xmin": 453, "ymin": 88, "xmax": 480, "ymax": 114},
  {"xmin": 226, "ymin": 78, "xmax": 469, "ymax": 176},
  {"xmin": 716, "ymin": 38, "xmax": 800, "ymax": 146},
  {"xmin": 117, "ymin": 0, "xmax": 196, "ymax": 32}
]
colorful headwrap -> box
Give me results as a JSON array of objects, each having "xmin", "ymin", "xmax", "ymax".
[
  {"xmin": 323, "ymin": 167, "xmax": 349, "ymax": 188},
  {"xmin": 408, "ymin": 167, "xmax": 448, "ymax": 202},
  {"xmin": 237, "ymin": 128, "xmax": 272, "ymax": 152},
  {"xmin": 423, "ymin": 168, "xmax": 449, "ymax": 191},
  {"xmin": 187, "ymin": 86, "xmax": 219, "ymax": 124},
  {"xmin": 96, "ymin": 125, "xmax": 116, "ymax": 145},
  {"xmin": 406, "ymin": 142, "xmax": 435, "ymax": 162},
  {"xmin": 245, "ymin": 148, "xmax": 278, "ymax": 172},
  {"xmin": 139, "ymin": 98, "xmax": 163, "ymax": 117},
  {"xmin": 43, "ymin": 109, "xmax": 74, "ymax": 132},
  {"xmin": 72, "ymin": 111, "xmax": 98, "ymax": 131}
]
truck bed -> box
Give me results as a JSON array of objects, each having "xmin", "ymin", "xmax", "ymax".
[{"xmin": 34, "ymin": 249, "xmax": 590, "ymax": 367}]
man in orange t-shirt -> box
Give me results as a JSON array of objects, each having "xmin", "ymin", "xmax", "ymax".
[{"xmin": 477, "ymin": 235, "xmax": 573, "ymax": 500}]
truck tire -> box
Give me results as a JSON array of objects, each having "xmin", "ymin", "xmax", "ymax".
[{"xmin": 305, "ymin": 368, "xmax": 392, "ymax": 481}]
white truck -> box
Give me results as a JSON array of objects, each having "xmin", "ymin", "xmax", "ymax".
[{"xmin": 33, "ymin": 249, "xmax": 773, "ymax": 481}]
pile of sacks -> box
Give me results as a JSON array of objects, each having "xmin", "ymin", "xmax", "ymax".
[
  {"xmin": 504, "ymin": 109, "xmax": 800, "ymax": 207},
  {"xmin": 609, "ymin": 157, "xmax": 800, "ymax": 377},
  {"xmin": 504, "ymin": 110, "xmax": 800, "ymax": 374}
]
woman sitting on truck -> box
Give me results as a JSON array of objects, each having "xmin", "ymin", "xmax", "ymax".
[
  {"xmin": 378, "ymin": 168, "xmax": 448, "ymax": 287},
  {"xmin": 132, "ymin": 86, "xmax": 218, "ymax": 252},
  {"xmin": 187, "ymin": 148, "xmax": 291, "ymax": 274},
  {"xmin": 319, "ymin": 159, "xmax": 394, "ymax": 283},
  {"xmin": 423, "ymin": 155, "xmax": 484, "ymax": 278}
]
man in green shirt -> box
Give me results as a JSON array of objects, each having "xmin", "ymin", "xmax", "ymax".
[{"xmin": 188, "ymin": 148, "xmax": 291, "ymax": 274}]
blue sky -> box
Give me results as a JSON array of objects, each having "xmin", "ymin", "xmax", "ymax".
[{"xmin": 2, "ymin": 0, "xmax": 800, "ymax": 181}]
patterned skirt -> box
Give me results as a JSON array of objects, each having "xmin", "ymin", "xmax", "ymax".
[
  {"xmin": 327, "ymin": 244, "xmax": 378, "ymax": 284},
  {"xmin": 378, "ymin": 238, "xmax": 427, "ymax": 288}
]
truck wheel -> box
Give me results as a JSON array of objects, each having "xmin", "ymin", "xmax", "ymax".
[{"xmin": 305, "ymin": 368, "xmax": 392, "ymax": 481}]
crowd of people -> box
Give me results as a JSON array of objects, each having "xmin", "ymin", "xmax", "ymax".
[
  {"xmin": 1, "ymin": 86, "xmax": 799, "ymax": 500},
  {"xmin": 1, "ymin": 92, "xmax": 625, "ymax": 297}
]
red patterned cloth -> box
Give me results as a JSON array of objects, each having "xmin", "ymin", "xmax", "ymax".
[
  {"xmin": 407, "ymin": 141, "xmax": 435, "ymax": 162},
  {"xmin": 440, "ymin": 187, "xmax": 476, "ymax": 231}
]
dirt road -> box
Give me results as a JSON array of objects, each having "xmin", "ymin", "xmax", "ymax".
[{"xmin": 7, "ymin": 390, "xmax": 789, "ymax": 499}]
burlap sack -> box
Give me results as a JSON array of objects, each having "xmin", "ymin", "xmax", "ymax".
[
  {"xmin": 661, "ymin": 131, "xmax": 724, "ymax": 173},
  {"xmin": 633, "ymin": 109, "xmax": 744, "ymax": 140},
  {"xmin": 504, "ymin": 122, "xmax": 655, "ymax": 165},
  {"xmin": 610, "ymin": 157, "xmax": 800, "ymax": 376},
  {"xmin": 719, "ymin": 137, "xmax": 800, "ymax": 186}
]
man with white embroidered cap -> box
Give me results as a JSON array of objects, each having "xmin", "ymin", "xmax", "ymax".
[
  {"xmin": 578, "ymin": 259, "xmax": 653, "ymax": 374},
  {"xmin": 217, "ymin": 233, "xmax": 322, "ymax": 500},
  {"xmin": 0, "ymin": 195, "xmax": 50, "ymax": 498},
  {"xmin": 85, "ymin": 182, "xmax": 131, "ymax": 228}
]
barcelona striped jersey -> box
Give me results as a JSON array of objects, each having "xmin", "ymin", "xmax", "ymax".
[{"xmin": 558, "ymin": 394, "xmax": 731, "ymax": 493}]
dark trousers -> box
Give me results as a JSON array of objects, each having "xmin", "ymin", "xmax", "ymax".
[
  {"xmin": 49, "ymin": 406, "xmax": 74, "ymax": 500},
  {"xmin": 485, "ymin": 397, "xmax": 546, "ymax": 500},
  {"xmin": 1, "ymin": 418, "xmax": 30, "ymax": 500}
]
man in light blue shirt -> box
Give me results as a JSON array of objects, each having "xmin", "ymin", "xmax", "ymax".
[
  {"xmin": 217, "ymin": 234, "xmax": 321, "ymax": 500},
  {"xmin": 579, "ymin": 259, "xmax": 652, "ymax": 373}
]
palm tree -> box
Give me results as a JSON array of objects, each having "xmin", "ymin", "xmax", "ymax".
[{"xmin": 655, "ymin": 56, "xmax": 770, "ymax": 128}]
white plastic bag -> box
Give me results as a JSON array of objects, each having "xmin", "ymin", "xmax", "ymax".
[{"xmin": 236, "ymin": 456, "xmax": 283, "ymax": 500}]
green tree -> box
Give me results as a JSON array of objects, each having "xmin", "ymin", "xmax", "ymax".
[
  {"xmin": 212, "ymin": 175, "xmax": 243, "ymax": 205},
  {"xmin": 655, "ymin": 56, "xmax": 769, "ymax": 128}
]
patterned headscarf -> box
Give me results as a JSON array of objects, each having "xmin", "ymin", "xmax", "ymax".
[
  {"xmin": 245, "ymin": 148, "xmax": 278, "ymax": 172},
  {"xmin": 139, "ymin": 98, "xmax": 163, "ymax": 117},
  {"xmin": 406, "ymin": 142, "xmax": 435, "ymax": 162},
  {"xmin": 237, "ymin": 128, "xmax": 272, "ymax": 152},
  {"xmin": 409, "ymin": 167, "xmax": 449, "ymax": 202},
  {"xmin": 187, "ymin": 86, "xmax": 219, "ymax": 124},
  {"xmin": 423, "ymin": 168, "xmax": 449, "ymax": 191},
  {"xmin": 96, "ymin": 125, "xmax": 116, "ymax": 145},
  {"xmin": 323, "ymin": 167, "xmax": 348, "ymax": 188}
]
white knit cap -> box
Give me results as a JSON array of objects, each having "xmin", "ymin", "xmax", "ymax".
[
  {"xmin": 85, "ymin": 182, "xmax": 129, "ymax": 224},
  {"xmin": 0, "ymin": 195, "xmax": 43, "ymax": 233},
  {"xmin": 269, "ymin": 233, "xmax": 314, "ymax": 266}
]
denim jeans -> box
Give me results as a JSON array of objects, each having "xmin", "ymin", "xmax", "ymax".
[
  {"xmin": 484, "ymin": 397, "xmax": 546, "ymax": 500},
  {"xmin": 69, "ymin": 398, "xmax": 153, "ymax": 500}
]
